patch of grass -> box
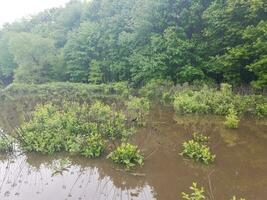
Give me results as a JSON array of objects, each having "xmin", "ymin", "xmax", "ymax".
[{"xmin": 107, "ymin": 143, "xmax": 144, "ymax": 169}]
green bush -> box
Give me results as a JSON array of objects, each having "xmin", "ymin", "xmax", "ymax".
[
  {"xmin": 107, "ymin": 143, "xmax": 144, "ymax": 169},
  {"xmin": 224, "ymin": 107, "xmax": 240, "ymax": 129},
  {"xmin": 17, "ymin": 101, "xmax": 132, "ymax": 155},
  {"xmin": 182, "ymin": 182, "xmax": 205, "ymax": 200},
  {"xmin": 89, "ymin": 101, "xmax": 128, "ymax": 140},
  {"xmin": 173, "ymin": 83, "xmax": 267, "ymax": 117},
  {"xmin": 256, "ymin": 103, "xmax": 267, "ymax": 118},
  {"xmin": 139, "ymin": 79, "xmax": 174, "ymax": 104},
  {"xmin": 126, "ymin": 96, "xmax": 150, "ymax": 126},
  {"xmin": 17, "ymin": 103, "xmax": 67, "ymax": 154},
  {"xmin": 181, "ymin": 140, "xmax": 215, "ymax": 165},
  {"xmin": 80, "ymin": 133, "xmax": 105, "ymax": 158}
]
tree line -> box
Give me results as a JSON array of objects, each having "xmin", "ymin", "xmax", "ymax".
[{"xmin": 0, "ymin": 0, "xmax": 266, "ymax": 88}]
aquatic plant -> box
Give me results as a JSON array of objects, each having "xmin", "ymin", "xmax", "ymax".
[
  {"xmin": 126, "ymin": 96, "xmax": 150, "ymax": 126},
  {"xmin": 230, "ymin": 196, "xmax": 246, "ymax": 200},
  {"xmin": 192, "ymin": 132, "xmax": 210, "ymax": 143},
  {"xmin": 107, "ymin": 143, "xmax": 144, "ymax": 169},
  {"xmin": 17, "ymin": 101, "xmax": 135, "ymax": 155},
  {"xmin": 224, "ymin": 107, "xmax": 240, "ymax": 129},
  {"xmin": 181, "ymin": 140, "xmax": 215, "ymax": 165},
  {"xmin": 182, "ymin": 182, "xmax": 206, "ymax": 200},
  {"xmin": 80, "ymin": 133, "xmax": 105, "ymax": 158}
]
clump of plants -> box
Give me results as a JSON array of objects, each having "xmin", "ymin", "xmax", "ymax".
[
  {"xmin": 224, "ymin": 107, "xmax": 240, "ymax": 129},
  {"xmin": 126, "ymin": 96, "xmax": 150, "ymax": 126},
  {"xmin": 181, "ymin": 182, "xmax": 205, "ymax": 200},
  {"xmin": 255, "ymin": 103, "xmax": 267, "ymax": 118},
  {"xmin": 107, "ymin": 143, "xmax": 144, "ymax": 169},
  {"xmin": 80, "ymin": 133, "xmax": 105, "ymax": 158},
  {"xmin": 173, "ymin": 83, "xmax": 267, "ymax": 117},
  {"xmin": 139, "ymin": 79, "xmax": 174, "ymax": 104},
  {"xmin": 181, "ymin": 133, "xmax": 215, "ymax": 165},
  {"xmin": 17, "ymin": 101, "xmax": 131, "ymax": 155}
]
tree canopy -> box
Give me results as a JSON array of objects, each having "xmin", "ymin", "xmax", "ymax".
[{"xmin": 0, "ymin": 0, "xmax": 266, "ymax": 88}]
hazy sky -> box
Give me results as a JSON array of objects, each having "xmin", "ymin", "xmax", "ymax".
[{"xmin": 0, "ymin": 0, "xmax": 70, "ymax": 26}]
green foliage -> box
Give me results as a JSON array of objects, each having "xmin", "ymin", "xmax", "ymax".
[
  {"xmin": 80, "ymin": 133, "xmax": 105, "ymax": 158},
  {"xmin": 17, "ymin": 103, "xmax": 67, "ymax": 154},
  {"xmin": 107, "ymin": 143, "xmax": 144, "ymax": 169},
  {"xmin": 181, "ymin": 140, "xmax": 215, "ymax": 165},
  {"xmin": 139, "ymin": 79, "xmax": 174, "ymax": 103},
  {"xmin": 17, "ymin": 101, "xmax": 131, "ymax": 155},
  {"xmin": 0, "ymin": 133, "xmax": 14, "ymax": 153},
  {"xmin": 182, "ymin": 182, "xmax": 206, "ymax": 200},
  {"xmin": 224, "ymin": 107, "xmax": 240, "ymax": 129},
  {"xmin": 8, "ymin": 32, "xmax": 56, "ymax": 84},
  {"xmin": 126, "ymin": 96, "xmax": 150, "ymax": 127},
  {"xmin": 256, "ymin": 103, "xmax": 267, "ymax": 118},
  {"xmin": 173, "ymin": 83, "xmax": 266, "ymax": 116}
]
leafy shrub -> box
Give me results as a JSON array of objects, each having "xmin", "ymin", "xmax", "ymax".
[
  {"xmin": 139, "ymin": 79, "xmax": 174, "ymax": 104},
  {"xmin": 173, "ymin": 90, "xmax": 210, "ymax": 114},
  {"xmin": 80, "ymin": 133, "xmax": 105, "ymax": 158},
  {"xmin": 181, "ymin": 140, "xmax": 215, "ymax": 165},
  {"xmin": 182, "ymin": 182, "xmax": 205, "ymax": 200},
  {"xmin": 126, "ymin": 96, "xmax": 150, "ymax": 126},
  {"xmin": 17, "ymin": 103, "xmax": 67, "ymax": 154},
  {"xmin": 89, "ymin": 101, "xmax": 128, "ymax": 140},
  {"xmin": 173, "ymin": 83, "xmax": 266, "ymax": 117},
  {"xmin": 17, "ymin": 101, "xmax": 133, "ymax": 155},
  {"xmin": 107, "ymin": 143, "xmax": 144, "ymax": 169},
  {"xmin": 224, "ymin": 107, "xmax": 240, "ymax": 129},
  {"xmin": 256, "ymin": 103, "xmax": 267, "ymax": 118}
]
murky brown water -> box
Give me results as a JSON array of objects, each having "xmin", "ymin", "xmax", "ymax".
[{"xmin": 0, "ymin": 102, "xmax": 267, "ymax": 200}]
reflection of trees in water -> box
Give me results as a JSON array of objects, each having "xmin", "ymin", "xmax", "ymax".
[{"xmin": 0, "ymin": 152, "xmax": 155, "ymax": 199}]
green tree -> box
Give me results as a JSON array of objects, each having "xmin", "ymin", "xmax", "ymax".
[{"xmin": 8, "ymin": 33, "xmax": 56, "ymax": 83}]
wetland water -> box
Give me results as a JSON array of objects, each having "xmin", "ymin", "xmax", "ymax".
[{"xmin": 0, "ymin": 103, "xmax": 267, "ymax": 200}]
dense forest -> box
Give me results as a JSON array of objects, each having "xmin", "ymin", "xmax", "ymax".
[{"xmin": 0, "ymin": 0, "xmax": 266, "ymax": 88}]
